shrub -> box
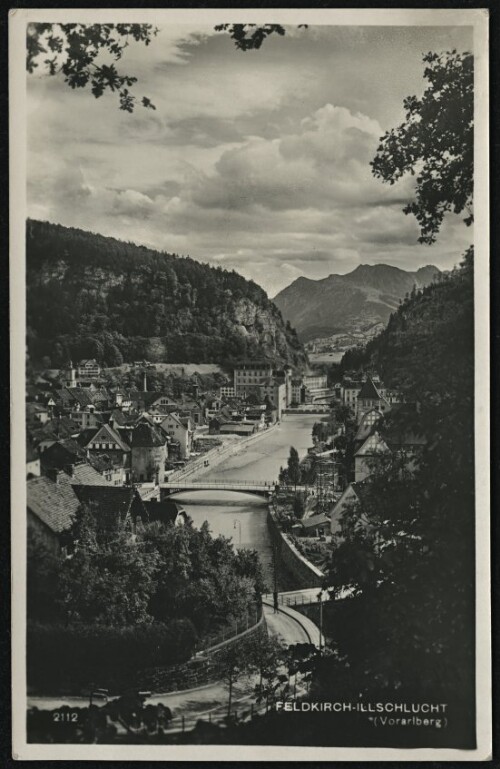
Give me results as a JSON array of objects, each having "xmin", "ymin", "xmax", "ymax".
[{"xmin": 27, "ymin": 620, "xmax": 197, "ymax": 694}]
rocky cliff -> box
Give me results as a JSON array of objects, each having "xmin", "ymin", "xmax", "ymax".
[{"xmin": 26, "ymin": 220, "xmax": 307, "ymax": 369}]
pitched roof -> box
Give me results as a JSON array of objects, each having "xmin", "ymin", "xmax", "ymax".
[
  {"xmin": 160, "ymin": 412, "xmax": 184, "ymax": 429},
  {"xmin": 139, "ymin": 392, "xmax": 177, "ymax": 408},
  {"xmin": 383, "ymin": 428, "xmax": 427, "ymax": 450},
  {"xmin": 26, "ymin": 402, "xmax": 49, "ymax": 416},
  {"xmin": 41, "ymin": 439, "xmax": 88, "ymax": 469},
  {"xmin": 78, "ymin": 359, "xmax": 99, "ymax": 367},
  {"xmin": 29, "ymin": 417, "xmax": 80, "ymax": 444},
  {"xmin": 72, "ymin": 485, "xmax": 146, "ymax": 528},
  {"xmin": 358, "ymin": 378, "xmax": 381, "ymax": 400},
  {"xmin": 131, "ymin": 422, "xmax": 166, "ymax": 448},
  {"xmin": 109, "ymin": 409, "xmax": 131, "ymax": 427},
  {"xmin": 350, "ymin": 480, "xmax": 373, "ymax": 506},
  {"xmin": 355, "ymin": 432, "xmax": 390, "ymax": 457},
  {"xmin": 56, "ymin": 387, "xmax": 94, "ymax": 409},
  {"xmin": 300, "ymin": 513, "xmax": 330, "ymax": 529},
  {"xmin": 71, "ymin": 389, "xmax": 95, "ymax": 409},
  {"xmin": 27, "ymin": 475, "xmax": 80, "ymax": 534},
  {"xmin": 63, "ymin": 464, "xmax": 112, "ymax": 486},
  {"xmin": 83, "ymin": 423, "xmax": 131, "ymax": 452}
]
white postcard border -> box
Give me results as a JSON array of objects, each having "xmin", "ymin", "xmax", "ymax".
[{"xmin": 10, "ymin": 7, "xmax": 491, "ymax": 761}]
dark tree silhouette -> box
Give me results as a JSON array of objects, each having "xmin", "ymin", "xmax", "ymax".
[
  {"xmin": 371, "ymin": 50, "xmax": 473, "ymax": 244},
  {"xmin": 26, "ymin": 22, "xmax": 158, "ymax": 111}
]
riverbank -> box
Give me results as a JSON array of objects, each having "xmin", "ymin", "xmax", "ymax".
[{"xmin": 168, "ymin": 423, "xmax": 280, "ymax": 483}]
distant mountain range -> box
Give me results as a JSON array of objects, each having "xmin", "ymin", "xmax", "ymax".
[{"xmin": 273, "ymin": 264, "xmax": 441, "ymax": 343}]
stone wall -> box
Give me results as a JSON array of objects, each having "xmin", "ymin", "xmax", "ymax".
[{"xmin": 267, "ymin": 508, "xmax": 325, "ymax": 589}]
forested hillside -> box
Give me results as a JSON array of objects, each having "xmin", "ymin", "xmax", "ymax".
[
  {"xmin": 341, "ymin": 251, "xmax": 473, "ymax": 405},
  {"xmin": 26, "ymin": 220, "xmax": 306, "ymax": 369},
  {"xmin": 322, "ymin": 250, "xmax": 475, "ymax": 733}
]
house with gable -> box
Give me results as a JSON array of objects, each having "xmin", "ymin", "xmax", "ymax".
[
  {"xmin": 80, "ymin": 423, "xmax": 131, "ymax": 482},
  {"xmin": 354, "ymin": 431, "xmax": 390, "ymax": 482},
  {"xmin": 356, "ymin": 377, "xmax": 391, "ymax": 422},
  {"xmin": 329, "ymin": 480, "xmax": 372, "ymax": 537},
  {"xmin": 72, "ymin": 484, "xmax": 148, "ymax": 537},
  {"xmin": 353, "ymin": 408, "xmax": 384, "ymax": 452},
  {"xmin": 27, "ymin": 474, "xmax": 81, "ymax": 554},
  {"xmin": 160, "ymin": 412, "xmax": 193, "ymax": 459},
  {"xmin": 29, "ymin": 416, "xmax": 81, "ymax": 453}
]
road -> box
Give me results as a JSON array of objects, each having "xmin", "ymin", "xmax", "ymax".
[
  {"xmin": 262, "ymin": 599, "xmax": 323, "ymax": 647},
  {"xmin": 28, "ymin": 601, "xmax": 322, "ymax": 723}
]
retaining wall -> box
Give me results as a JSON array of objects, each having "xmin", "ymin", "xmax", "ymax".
[{"xmin": 267, "ymin": 507, "xmax": 325, "ymax": 589}]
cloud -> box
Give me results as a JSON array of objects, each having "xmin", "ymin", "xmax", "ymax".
[
  {"xmin": 186, "ymin": 103, "xmax": 415, "ymax": 213},
  {"xmin": 27, "ymin": 24, "xmax": 473, "ymax": 296}
]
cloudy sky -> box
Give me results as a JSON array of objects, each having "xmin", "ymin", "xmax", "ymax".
[{"xmin": 27, "ymin": 23, "xmax": 473, "ymax": 296}]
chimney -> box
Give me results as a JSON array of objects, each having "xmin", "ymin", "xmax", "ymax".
[{"xmin": 143, "ymin": 371, "xmax": 147, "ymax": 392}]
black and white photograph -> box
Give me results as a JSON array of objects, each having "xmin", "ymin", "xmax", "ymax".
[{"xmin": 10, "ymin": 7, "xmax": 490, "ymax": 761}]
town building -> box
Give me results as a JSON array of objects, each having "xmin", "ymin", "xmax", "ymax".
[
  {"xmin": 160, "ymin": 412, "xmax": 193, "ymax": 459},
  {"xmin": 79, "ymin": 422, "xmax": 131, "ymax": 483},
  {"xmin": 260, "ymin": 380, "xmax": 286, "ymax": 420},
  {"xmin": 303, "ymin": 374, "xmax": 328, "ymax": 391},
  {"xmin": 354, "ymin": 431, "xmax": 390, "ymax": 482},
  {"xmin": 72, "ymin": 485, "xmax": 148, "ymax": 535},
  {"xmin": 77, "ymin": 359, "xmax": 101, "ymax": 379},
  {"xmin": 233, "ymin": 362, "xmax": 274, "ymax": 396},
  {"xmin": 130, "ymin": 422, "xmax": 168, "ymax": 484},
  {"xmin": 27, "ymin": 474, "xmax": 80, "ymax": 554},
  {"xmin": 329, "ymin": 480, "xmax": 371, "ymax": 537},
  {"xmin": 356, "ymin": 378, "xmax": 391, "ymax": 421},
  {"xmin": 341, "ymin": 380, "xmax": 363, "ymax": 410}
]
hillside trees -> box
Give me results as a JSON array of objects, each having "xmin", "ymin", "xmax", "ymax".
[
  {"xmin": 27, "ymin": 220, "xmax": 306, "ymax": 368},
  {"xmin": 29, "ymin": 506, "xmax": 266, "ymax": 643},
  {"xmin": 321, "ymin": 255, "xmax": 474, "ymax": 722}
]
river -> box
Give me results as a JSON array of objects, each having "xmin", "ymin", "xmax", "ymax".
[{"xmin": 173, "ymin": 414, "xmax": 318, "ymax": 591}]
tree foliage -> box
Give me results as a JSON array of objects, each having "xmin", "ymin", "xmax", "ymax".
[
  {"xmin": 322, "ymin": 254, "xmax": 474, "ymax": 711},
  {"xmin": 26, "ymin": 219, "xmax": 305, "ymax": 368},
  {"xmin": 27, "ymin": 23, "xmax": 158, "ymax": 111},
  {"xmin": 29, "ymin": 506, "xmax": 265, "ymax": 635},
  {"xmin": 371, "ymin": 50, "xmax": 473, "ymax": 244},
  {"xmin": 214, "ymin": 24, "xmax": 287, "ymax": 51}
]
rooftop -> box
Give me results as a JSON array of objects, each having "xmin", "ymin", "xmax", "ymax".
[{"xmin": 27, "ymin": 475, "xmax": 79, "ymax": 534}]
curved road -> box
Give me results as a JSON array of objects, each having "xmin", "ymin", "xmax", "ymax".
[
  {"xmin": 262, "ymin": 601, "xmax": 323, "ymax": 647},
  {"xmin": 28, "ymin": 601, "xmax": 322, "ymax": 722}
]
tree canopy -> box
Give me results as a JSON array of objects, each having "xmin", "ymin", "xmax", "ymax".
[
  {"xmin": 371, "ymin": 50, "xmax": 473, "ymax": 244},
  {"xmin": 27, "ymin": 22, "xmax": 158, "ymax": 111}
]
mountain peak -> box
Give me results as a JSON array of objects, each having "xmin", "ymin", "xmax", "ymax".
[{"xmin": 273, "ymin": 262, "xmax": 440, "ymax": 344}]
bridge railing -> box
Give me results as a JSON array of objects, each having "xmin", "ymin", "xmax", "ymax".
[{"xmin": 162, "ymin": 480, "xmax": 277, "ymax": 489}]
